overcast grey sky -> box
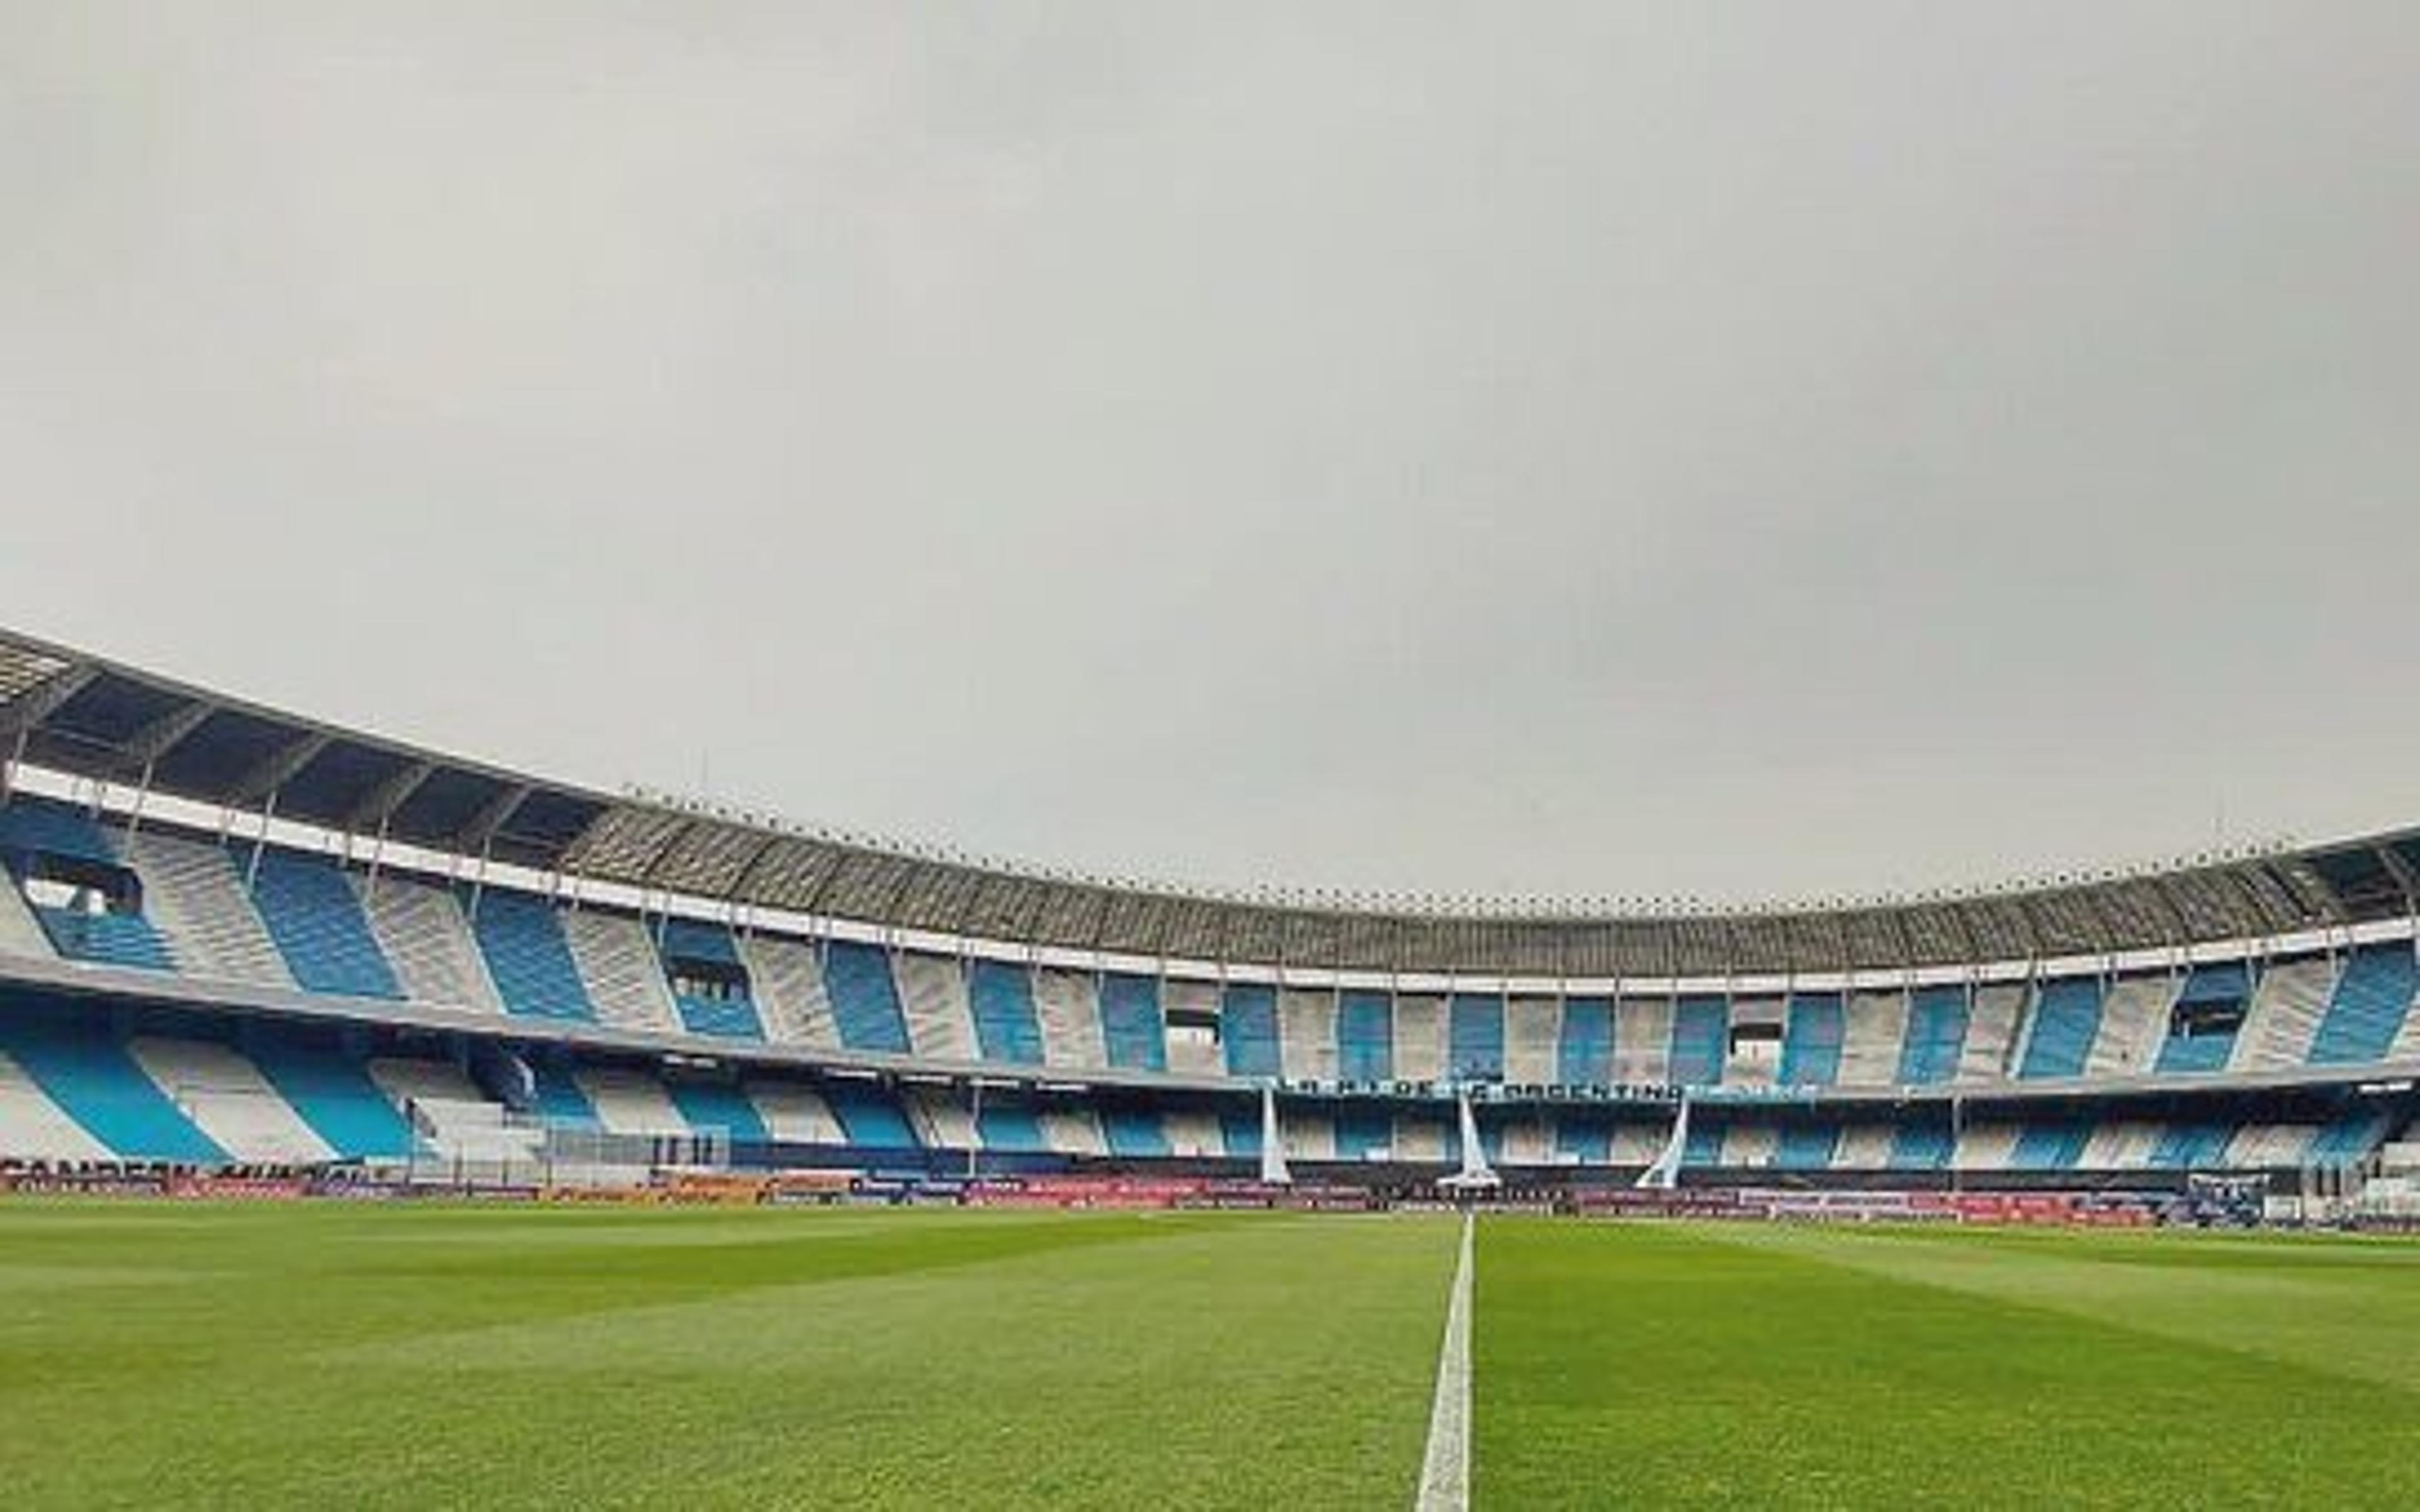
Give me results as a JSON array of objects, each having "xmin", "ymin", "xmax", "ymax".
[{"xmin": 2, "ymin": 4, "xmax": 2414, "ymax": 907}]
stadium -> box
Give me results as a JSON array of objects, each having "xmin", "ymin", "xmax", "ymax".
[
  {"xmin": 8, "ymin": 6, "xmax": 2420, "ymax": 1509},
  {"xmin": 2, "ymin": 623, "xmax": 2417, "ymax": 1504}
]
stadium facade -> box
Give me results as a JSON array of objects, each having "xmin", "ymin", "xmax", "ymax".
[{"xmin": 0, "ymin": 626, "xmax": 2412, "ymax": 1190}]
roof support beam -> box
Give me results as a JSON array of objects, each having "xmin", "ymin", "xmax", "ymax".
[
  {"xmin": 340, "ymin": 759, "xmax": 437, "ymax": 835},
  {"xmin": 112, "ymin": 699, "xmax": 219, "ymax": 777},
  {"xmin": 454, "ymin": 783, "xmax": 534, "ymax": 855},
  {"xmin": 227, "ymin": 731, "xmax": 333, "ymax": 809},
  {"xmin": 0, "ymin": 664, "xmax": 100, "ymax": 743}
]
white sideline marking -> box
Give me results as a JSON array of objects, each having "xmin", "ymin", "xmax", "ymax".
[{"xmin": 1415, "ymin": 1212, "xmax": 1475, "ymax": 1511}]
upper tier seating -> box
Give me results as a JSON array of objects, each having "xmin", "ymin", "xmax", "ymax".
[
  {"xmin": 2153, "ymin": 964, "xmax": 2249, "ymax": 1074},
  {"xmin": 655, "ymin": 919, "xmax": 764, "ymax": 1041},
  {"xmin": 358, "ymin": 874, "xmax": 504, "ymax": 1014},
  {"xmin": 1448, "ymin": 994, "xmax": 1506, "ymax": 1083},
  {"xmin": 1557, "ymin": 997, "xmax": 1613, "ymax": 1086},
  {"xmin": 1777, "ymin": 994, "xmax": 1844, "ymax": 1087},
  {"xmin": 822, "ymin": 941, "xmax": 912, "ymax": 1053},
  {"xmin": 1034, "ymin": 968, "xmax": 1108, "ymax": 1069},
  {"xmin": 2308, "ymin": 945, "xmax": 2417, "ymax": 1066},
  {"xmin": 1837, "ymin": 990, "xmax": 1907, "ymax": 1087},
  {"xmin": 1392, "ymin": 994, "xmax": 1448, "ymax": 1082},
  {"xmin": 1503, "ymin": 997, "xmax": 1559, "ymax": 1085},
  {"xmin": 1159, "ymin": 980, "xmax": 1223, "ymax": 1077},
  {"xmin": 239, "ymin": 848, "xmax": 403, "ymax": 1000},
  {"xmin": 1957, "ymin": 983, "xmax": 2027, "ymax": 1081},
  {"xmin": 894, "ymin": 952, "xmax": 979, "ymax": 1062},
  {"xmin": 2017, "ymin": 978, "xmax": 2105, "ymax": 1079},
  {"xmin": 1612, "ymin": 997, "xmax": 1674, "ymax": 1085},
  {"xmin": 967, "ymin": 960, "xmax": 1046, "ymax": 1065},
  {"xmin": 2233, "ymin": 956, "xmax": 2336, "ymax": 1070},
  {"xmin": 1336, "ymin": 990, "xmax": 1393, "ymax": 1083},
  {"xmin": 1098, "ymin": 973, "xmax": 1170, "ymax": 1072},
  {"xmin": 463, "ymin": 889, "xmax": 596, "ymax": 1023},
  {"xmin": 1668, "ymin": 997, "xmax": 1728, "ymax": 1087},
  {"xmin": 1220, "ymin": 985, "xmax": 1281, "ymax": 1078},
  {"xmin": 122, "ymin": 830, "xmax": 293, "ymax": 988},
  {"xmin": 558, "ymin": 910, "xmax": 679, "ymax": 1034},
  {"xmin": 2087, "ymin": 975, "xmax": 2175, "ymax": 1077},
  {"xmin": 734, "ymin": 934, "xmax": 838, "ymax": 1046},
  {"xmin": 1278, "ymin": 989, "xmax": 1339, "ymax": 1082},
  {"xmin": 1897, "ymin": 986, "xmax": 1969, "ymax": 1086},
  {"xmin": 32, "ymin": 906, "xmax": 175, "ymax": 972}
]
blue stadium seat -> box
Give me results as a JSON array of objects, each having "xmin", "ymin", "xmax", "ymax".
[
  {"xmin": 1554, "ymin": 1112, "xmax": 1613, "ymax": 1162},
  {"xmin": 2148, "ymin": 1121, "xmax": 2235, "ymax": 1169},
  {"xmin": 822, "ymin": 1082, "xmax": 920, "ymax": 1149},
  {"xmin": 0, "ymin": 1006, "xmax": 225, "ymax": 1162},
  {"xmin": 666, "ymin": 1081, "xmax": 769, "ymax": 1143},
  {"xmin": 2008, "ymin": 1121, "xmax": 2090, "ymax": 1169},
  {"xmin": 0, "ymin": 796, "xmax": 120, "ymax": 869},
  {"xmin": 461, "ymin": 889, "xmax": 595, "ymax": 1022},
  {"xmin": 1336, "ymin": 991, "xmax": 1394, "ymax": 1083},
  {"xmin": 1887, "ymin": 1122, "xmax": 1953, "ymax": 1171},
  {"xmin": 1448, "ymin": 995, "xmax": 1506, "ymax": 1082},
  {"xmin": 2154, "ymin": 965, "xmax": 2248, "ymax": 1074},
  {"xmin": 1556, "ymin": 997, "xmax": 1613, "ymax": 1087},
  {"xmin": 976, "ymin": 1101, "xmax": 1049, "ymax": 1153},
  {"xmin": 1221, "ymin": 985, "xmax": 1282, "ymax": 1079},
  {"xmin": 1100, "ymin": 1107, "xmax": 1171, "ymax": 1157},
  {"xmin": 2308, "ymin": 1108, "xmax": 2393, "ymax": 1166},
  {"xmin": 1098, "ymin": 973, "xmax": 1170, "ymax": 1072},
  {"xmin": 1217, "ymin": 1103, "xmax": 1262, "ymax": 1158},
  {"xmin": 2307, "ymin": 945, "xmax": 2416, "ymax": 1066},
  {"xmin": 245, "ymin": 1034, "xmax": 416, "ymax": 1158},
  {"xmin": 1334, "ymin": 1106, "xmax": 1393, "ymax": 1160},
  {"xmin": 238, "ymin": 848, "xmax": 403, "ymax": 1000},
  {"xmin": 1681, "ymin": 1120, "xmax": 1724, "ymax": 1167},
  {"xmin": 1896, "ymin": 987, "xmax": 1969, "ymax": 1085},
  {"xmin": 1778, "ymin": 995, "xmax": 1844, "ymax": 1087},
  {"xmin": 821, "ymin": 941, "xmax": 912, "ymax": 1053},
  {"xmin": 1668, "ymin": 997, "xmax": 1729, "ymax": 1087},
  {"xmin": 2017, "ymin": 978, "xmax": 2104, "ymax": 1079},
  {"xmin": 674, "ymin": 994, "xmax": 766, "ymax": 1041},
  {"xmin": 1772, "ymin": 1123, "xmax": 1840, "ymax": 1170},
  {"xmin": 968, "ymin": 960, "xmax": 1046, "ymax": 1065},
  {"xmin": 32, "ymin": 906, "xmax": 175, "ymax": 972},
  {"xmin": 529, "ymin": 1063, "xmax": 599, "ymax": 1126}
]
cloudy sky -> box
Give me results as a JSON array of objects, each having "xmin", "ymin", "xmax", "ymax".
[{"xmin": 2, "ymin": 4, "xmax": 2413, "ymax": 907}]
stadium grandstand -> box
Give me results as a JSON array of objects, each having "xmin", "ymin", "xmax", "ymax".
[{"xmin": 1, "ymin": 624, "xmax": 2411, "ymax": 1201}]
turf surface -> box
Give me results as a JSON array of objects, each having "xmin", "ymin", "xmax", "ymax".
[{"xmin": 3, "ymin": 1201, "xmax": 2416, "ymax": 1508}]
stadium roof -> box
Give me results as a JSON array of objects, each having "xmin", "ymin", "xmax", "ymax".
[{"xmin": 1, "ymin": 626, "xmax": 2410, "ymax": 976}]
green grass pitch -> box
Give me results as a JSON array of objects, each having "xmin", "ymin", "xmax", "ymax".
[{"xmin": 2, "ymin": 1201, "xmax": 2416, "ymax": 1508}]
